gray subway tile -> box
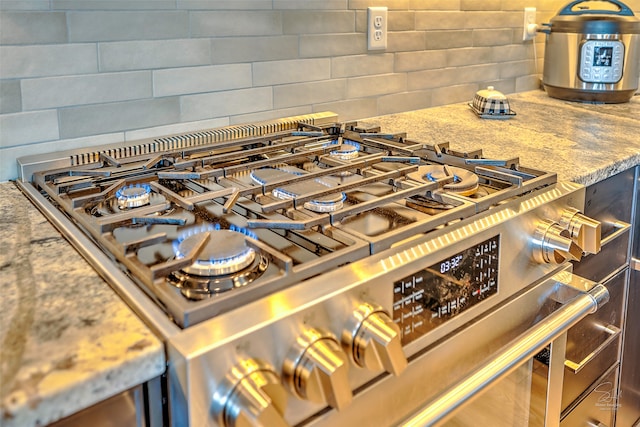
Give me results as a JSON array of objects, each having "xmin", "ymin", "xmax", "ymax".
[
  {"xmin": 349, "ymin": 0, "xmax": 410, "ymax": 10},
  {"xmin": 283, "ymin": 11, "xmax": 355, "ymax": 34},
  {"xmin": 447, "ymin": 47, "xmax": 494, "ymax": 67},
  {"xmin": 491, "ymin": 44, "xmax": 531, "ymax": 62},
  {"xmin": 274, "ymin": 0, "xmax": 347, "ymax": 9},
  {"xmin": 388, "ymin": 11, "xmax": 415, "ymax": 31},
  {"xmin": 388, "ymin": 31, "xmax": 426, "ymax": 52},
  {"xmin": 332, "ymin": 54, "xmax": 394, "ymax": 78},
  {"xmin": 500, "ymin": 60, "xmax": 536, "ymax": 79},
  {"xmin": 461, "ymin": 0, "xmax": 501, "ymax": 10},
  {"xmin": 99, "ymin": 39, "xmax": 210, "ymax": 72},
  {"xmin": 181, "ymin": 87, "xmax": 273, "ymax": 122},
  {"xmin": 395, "ymin": 50, "xmax": 448, "ymax": 72},
  {"xmin": 179, "ymin": 0, "xmax": 273, "ymax": 9},
  {"xmin": 347, "ymin": 74, "xmax": 407, "ymax": 99},
  {"xmin": 0, "ymin": 12, "xmax": 67, "ymax": 44},
  {"xmin": 59, "ymin": 98, "xmax": 181, "ymax": 139},
  {"xmin": 67, "ymin": 11, "xmax": 189, "ymax": 42},
  {"xmin": 408, "ymin": 67, "xmax": 464, "ymax": 90},
  {"xmin": 230, "ymin": 106, "xmax": 314, "ymax": 126},
  {"xmin": 0, "ymin": 44, "xmax": 98, "ymax": 79},
  {"xmin": 299, "ymin": 34, "xmax": 366, "ymax": 58},
  {"xmin": 0, "ymin": 80, "xmax": 22, "ymax": 113},
  {"xmin": 191, "ymin": 11, "xmax": 282, "ymax": 37},
  {"xmin": 211, "ymin": 36, "xmax": 299, "ymax": 64},
  {"xmin": 425, "ymin": 30, "xmax": 472, "ymax": 50},
  {"xmin": 0, "ymin": 110, "xmax": 59, "ymax": 148},
  {"xmin": 53, "ymin": 0, "xmax": 176, "ymax": 9},
  {"xmin": 313, "ymin": 98, "xmax": 378, "ymax": 122},
  {"xmin": 153, "ymin": 64, "xmax": 253, "ymax": 97},
  {"xmin": 473, "ymin": 29, "xmax": 513, "ymax": 47},
  {"xmin": 431, "ymin": 83, "xmax": 477, "ymax": 106},
  {"xmin": 253, "ymin": 58, "xmax": 331, "ymax": 86},
  {"xmin": 273, "ymin": 79, "xmax": 347, "ymax": 109},
  {"xmin": 0, "ymin": 1, "xmax": 49, "ymax": 11},
  {"xmin": 409, "ymin": 0, "xmax": 460, "ymax": 10},
  {"xmin": 377, "ymin": 90, "xmax": 432, "ymax": 116},
  {"xmin": 21, "ymin": 71, "xmax": 152, "ymax": 111}
]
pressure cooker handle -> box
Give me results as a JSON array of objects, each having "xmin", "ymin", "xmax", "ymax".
[{"xmin": 559, "ymin": 0, "xmax": 635, "ymax": 16}]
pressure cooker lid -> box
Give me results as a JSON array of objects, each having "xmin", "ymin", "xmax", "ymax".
[{"xmin": 546, "ymin": 0, "xmax": 640, "ymax": 34}]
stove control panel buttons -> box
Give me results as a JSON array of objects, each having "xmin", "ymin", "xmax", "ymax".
[
  {"xmin": 213, "ymin": 358, "xmax": 289, "ymax": 427},
  {"xmin": 559, "ymin": 208, "xmax": 601, "ymax": 255},
  {"xmin": 283, "ymin": 328, "xmax": 352, "ymax": 410},
  {"xmin": 342, "ymin": 303, "xmax": 408, "ymax": 376},
  {"xmin": 532, "ymin": 219, "xmax": 583, "ymax": 264}
]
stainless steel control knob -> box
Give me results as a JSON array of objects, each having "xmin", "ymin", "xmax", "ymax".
[
  {"xmin": 559, "ymin": 208, "xmax": 601, "ymax": 255},
  {"xmin": 532, "ymin": 219, "xmax": 583, "ymax": 264},
  {"xmin": 283, "ymin": 328, "xmax": 352, "ymax": 410},
  {"xmin": 342, "ymin": 303, "xmax": 408, "ymax": 376},
  {"xmin": 213, "ymin": 358, "xmax": 289, "ymax": 427}
]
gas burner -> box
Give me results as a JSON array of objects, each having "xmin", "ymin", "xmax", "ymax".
[
  {"xmin": 251, "ymin": 167, "xmax": 346, "ymax": 213},
  {"xmin": 89, "ymin": 184, "xmax": 169, "ymax": 217},
  {"xmin": 117, "ymin": 183, "xmax": 152, "ymax": 209},
  {"xmin": 406, "ymin": 195, "xmax": 457, "ymax": 215},
  {"xmin": 174, "ymin": 225, "xmax": 257, "ymax": 276},
  {"xmin": 168, "ymin": 225, "xmax": 268, "ymax": 299},
  {"xmin": 327, "ymin": 140, "xmax": 361, "ymax": 161},
  {"xmin": 408, "ymin": 165, "xmax": 479, "ymax": 196}
]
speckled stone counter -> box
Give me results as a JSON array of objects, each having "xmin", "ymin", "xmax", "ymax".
[
  {"xmin": 0, "ymin": 183, "xmax": 166, "ymax": 427},
  {"xmin": 365, "ymin": 89, "xmax": 640, "ymax": 186}
]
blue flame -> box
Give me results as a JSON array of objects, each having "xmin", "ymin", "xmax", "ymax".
[{"xmin": 115, "ymin": 183, "xmax": 151, "ymax": 199}]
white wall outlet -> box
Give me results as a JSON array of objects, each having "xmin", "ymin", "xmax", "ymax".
[
  {"xmin": 522, "ymin": 7, "xmax": 538, "ymax": 41},
  {"xmin": 367, "ymin": 6, "xmax": 388, "ymax": 51}
]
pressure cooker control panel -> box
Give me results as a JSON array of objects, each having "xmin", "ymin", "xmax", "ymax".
[{"xmin": 579, "ymin": 40, "xmax": 624, "ymax": 84}]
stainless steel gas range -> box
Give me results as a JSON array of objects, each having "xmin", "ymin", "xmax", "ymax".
[{"xmin": 16, "ymin": 112, "xmax": 610, "ymax": 426}]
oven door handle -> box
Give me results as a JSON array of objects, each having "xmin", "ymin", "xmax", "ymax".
[{"xmin": 399, "ymin": 282, "xmax": 609, "ymax": 427}]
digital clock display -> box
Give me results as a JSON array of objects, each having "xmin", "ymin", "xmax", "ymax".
[{"xmin": 393, "ymin": 235, "xmax": 500, "ymax": 345}]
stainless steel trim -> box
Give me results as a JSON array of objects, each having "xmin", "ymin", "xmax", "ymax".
[
  {"xmin": 16, "ymin": 112, "xmax": 340, "ymax": 181},
  {"xmin": 564, "ymin": 324, "xmax": 621, "ymax": 374},
  {"xmin": 631, "ymin": 257, "xmax": 640, "ymax": 271},
  {"xmin": 399, "ymin": 283, "xmax": 609, "ymax": 427},
  {"xmin": 15, "ymin": 180, "xmax": 179, "ymax": 340}
]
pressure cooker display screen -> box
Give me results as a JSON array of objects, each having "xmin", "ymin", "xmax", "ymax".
[
  {"xmin": 393, "ymin": 235, "xmax": 500, "ymax": 346},
  {"xmin": 593, "ymin": 47, "xmax": 613, "ymax": 67}
]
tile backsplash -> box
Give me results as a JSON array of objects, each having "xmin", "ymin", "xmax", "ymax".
[{"xmin": 1, "ymin": 0, "xmax": 639, "ymax": 181}]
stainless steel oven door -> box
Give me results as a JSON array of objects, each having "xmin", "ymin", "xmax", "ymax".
[{"xmin": 305, "ymin": 269, "xmax": 609, "ymax": 427}]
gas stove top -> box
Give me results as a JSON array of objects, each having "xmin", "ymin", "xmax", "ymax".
[{"xmin": 21, "ymin": 112, "xmax": 557, "ymax": 328}]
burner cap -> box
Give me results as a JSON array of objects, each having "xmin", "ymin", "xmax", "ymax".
[
  {"xmin": 175, "ymin": 228, "xmax": 256, "ymax": 276},
  {"xmin": 408, "ymin": 165, "xmax": 479, "ymax": 196},
  {"xmin": 329, "ymin": 142, "xmax": 360, "ymax": 160},
  {"xmin": 251, "ymin": 166, "xmax": 345, "ymax": 213},
  {"xmin": 116, "ymin": 183, "xmax": 152, "ymax": 209}
]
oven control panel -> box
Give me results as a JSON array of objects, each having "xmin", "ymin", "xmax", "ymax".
[
  {"xmin": 392, "ymin": 236, "xmax": 500, "ymax": 345},
  {"xmin": 579, "ymin": 40, "xmax": 624, "ymax": 84}
]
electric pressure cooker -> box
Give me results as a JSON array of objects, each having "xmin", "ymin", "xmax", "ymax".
[{"xmin": 541, "ymin": 0, "xmax": 640, "ymax": 103}]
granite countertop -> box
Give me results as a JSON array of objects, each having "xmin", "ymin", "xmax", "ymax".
[
  {"xmin": 0, "ymin": 89, "xmax": 638, "ymax": 427},
  {"xmin": 366, "ymin": 89, "xmax": 640, "ymax": 187},
  {"xmin": 0, "ymin": 183, "xmax": 166, "ymax": 427}
]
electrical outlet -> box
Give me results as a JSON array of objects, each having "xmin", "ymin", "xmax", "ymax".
[
  {"xmin": 368, "ymin": 6, "xmax": 387, "ymax": 50},
  {"xmin": 522, "ymin": 7, "xmax": 538, "ymax": 41}
]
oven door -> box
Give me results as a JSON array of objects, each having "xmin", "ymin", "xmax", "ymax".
[{"xmin": 305, "ymin": 268, "xmax": 609, "ymax": 427}]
